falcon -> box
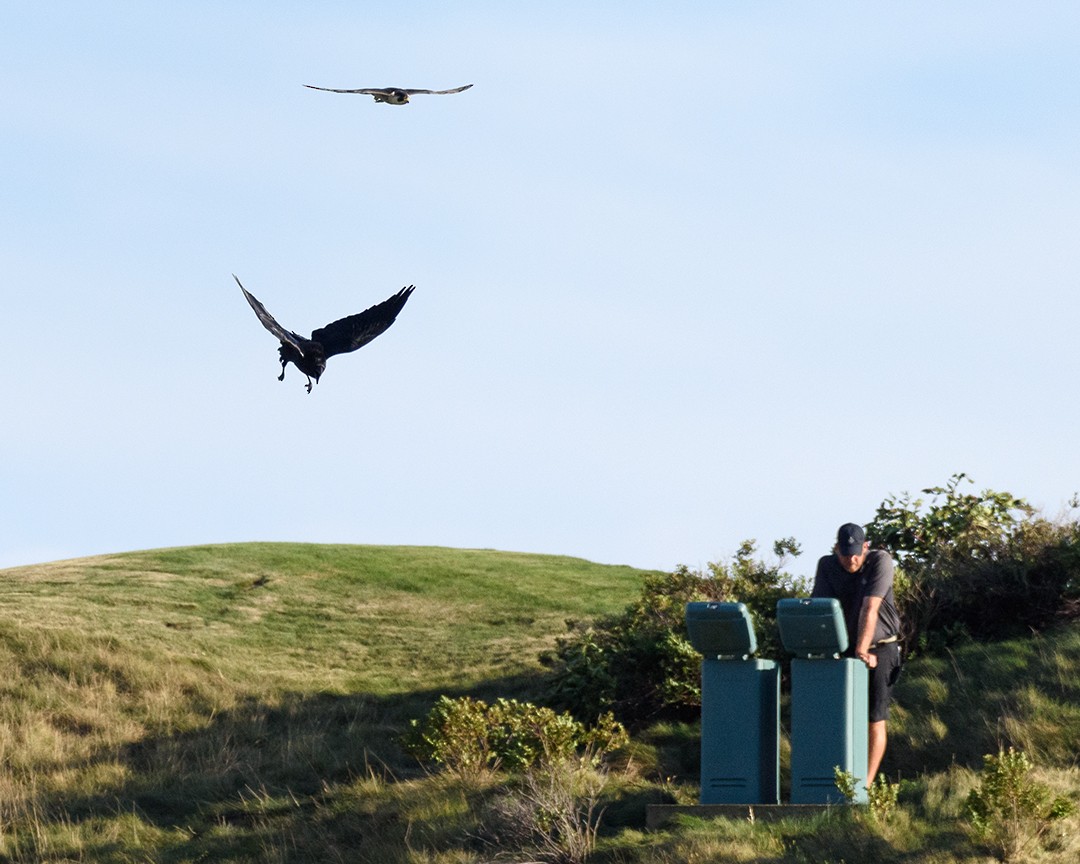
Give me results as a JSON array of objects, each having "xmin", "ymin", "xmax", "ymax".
[
  {"xmin": 303, "ymin": 83, "xmax": 473, "ymax": 104},
  {"xmin": 235, "ymin": 275, "xmax": 415, "ymax": 393}
]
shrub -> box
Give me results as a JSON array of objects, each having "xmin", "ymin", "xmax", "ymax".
[
  {"xmin": 866, "ymin": 773, "xmax": 901, "ymax": 823},
  {"xmin": 966, "ymin": 747, "xmax": 1075, "ymax": 862},
  {"xmin": 408, "ymin": 699, "xmax": 628, "ymax": 863},
  {"xmin": 833, "ymin": 768, "xmax": 901, "ymax": 826},
  {"xmin": 866, "ymin": 474, "xmax": 1080, "ymax": 651},
  {"xmin": 402, "ymin": 696, "xmax": 627, "ymax": 779},
  {"xmin": 540, "ymin": 610, "xmax": 703, "ymax": 730},
  {"xmin": 694, "ymin": 537, "xmax": 806, "ymax": 661},
  {"xmin": 477, "ymin": 754, "xmax": 611, "ymax": 864},
  {"xmin": 834, "ymin": 766, "xmax": 859, "ymax": 803},
  {"xmin": 541, "ymin": 540, "xmax": 805, "ymax": 728}
]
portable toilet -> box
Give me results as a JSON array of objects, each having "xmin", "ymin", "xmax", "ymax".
[
  {"xmin": 777, "ymin": 597, "xmax": 868, "ymax": 804},
  {"xmin": 685, "ymin": 602, "xmax": 779, "ymax": 805}
]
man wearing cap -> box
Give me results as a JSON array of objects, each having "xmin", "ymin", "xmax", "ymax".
[{"xmin": 811, "ymin": 523, "xmax": 902, "ymax": 786}]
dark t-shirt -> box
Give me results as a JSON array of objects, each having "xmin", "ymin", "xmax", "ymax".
[{"xmin": 811, "ymin": 549, "xmax": 902, "ymax": 649}]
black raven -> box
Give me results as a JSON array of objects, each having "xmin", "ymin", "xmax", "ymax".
[
  {"xmin": 235, "ymin": 275, "xmax": 415, "ymax": 393},
  {"xmin": 303, "ymin": 84, "xmax": 473, "ymax": 104}
]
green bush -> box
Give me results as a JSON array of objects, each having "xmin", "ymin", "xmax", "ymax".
[
  {"xmin": 542, "ymin": 475, "xmax": 1079, "ymax": 731},
  {"xmin": 966, "ymin": 747, "xmax": 1075, "ymax": 862},
  {"xmin": 694, "ymin": 537, "xmax": 806, "ymax": 661},
  {"xmin": 541, "ymin": 540, "xmax": 806, "ymax": 728},
  {"xmin": 866, "ymin": 773, "xmax": 901, "ymax": 823},
  {"xmin": 867, "ymin": 474, "xmax": 1080, "ymax": 651},
  {"xmin": 833, "ymin": 768, "xmax": 900, "ymax": 822},
  {"xmin": 402, "ymin": 696, "xmax": 628, "ymax": 778}
]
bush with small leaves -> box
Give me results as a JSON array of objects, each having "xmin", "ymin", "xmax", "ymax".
[
  {"xmin": 966, "ymin": 747, "xmax": 1075, "ymax": 862},
  {"xmin": 833, "ymin": 767, "xmax": 859, "ymax": 804},
  {"xmin": 402, "ymin": 695, "xmax": 628, "ymax": 779},
  {"xmin": 833, "ymin": 768, "xmax": 900, "ymax": 823},
  {"xmin": 866, "ymin": 473, "xmax": 1080, "ymax": 651},
  {"xmin": 866, "ymin": 774, "xmax": 900, "ymax": 823},
  {"xmin": 542, "ymin": 539, "xmax": 806, "ymax": 727},
  {"xmin": 402, "ymin": 694, "xmax": 493, "ymax": 779}
]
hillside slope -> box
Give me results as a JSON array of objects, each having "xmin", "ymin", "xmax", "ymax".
[
  {"xmin": 0, "ymin": 543, "xmax": 655, "ymax": 861},
  {"xmin": 1, "ymin": 544, "xmax": 1077, "ymax": 863},
  {"xmin": 1, "ymin": 543, "xmax": 652, "ymax": 695}
]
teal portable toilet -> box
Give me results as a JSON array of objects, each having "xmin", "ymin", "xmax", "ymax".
[
  {"xmin": 686, "ymin": 602, "xmax": 779, "ymax": 805},
  {"xmin": 777, "ymin": 597, "xmax": 868, "ymax": 804}
]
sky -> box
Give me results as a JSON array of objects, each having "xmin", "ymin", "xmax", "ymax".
[{"xmin": 3, "ymin": 2, "xmax": 1079, "ymax": 580}]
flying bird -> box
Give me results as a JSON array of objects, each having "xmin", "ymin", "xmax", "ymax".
[
  {"xmin": 303, "ymin": 83, "xmax": 473, "ymax": 104},
  {"xmin": 235, "ymin": 275, "xmax": 415, "ymax": 393}
]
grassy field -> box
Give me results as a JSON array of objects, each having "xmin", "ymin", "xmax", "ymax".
[{"xmin": 0, "ymin": 544, "xmax": 1077, "ymax": 863}]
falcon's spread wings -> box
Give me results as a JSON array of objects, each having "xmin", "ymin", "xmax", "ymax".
[
  {"xmin": 303, "ymin": 84, "xmax": 473, "ymax": 96},
  {"xmin": 312, "ymin": 285, "xmax": 415, "ymax": 358},
  {"xmin": 399, "ymin": 85, "xmax": 473, "ymax": 96},
  {"xmin": 235, "ymin": 275, "xmax": 307, "ymax": 356},
  {"xmin": 304, "ymin": 86, "xmax": 390, "ymax": 96}
]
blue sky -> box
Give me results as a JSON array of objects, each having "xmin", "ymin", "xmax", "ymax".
[{"xmin": 3, "ymin": 2, "xmax": 1079, "ymax": 578}]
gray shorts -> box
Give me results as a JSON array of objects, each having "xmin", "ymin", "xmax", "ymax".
[{"xmin": 868, "ymin": 641, "xmax": 902, "ymax": 722}]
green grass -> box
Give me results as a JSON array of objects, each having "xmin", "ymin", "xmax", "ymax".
[
  {"xmin": 890, "ymin": 628, "xmax": 1080, "ymax": 771},
  {"xmin": 0, "ymin": 544, "xmax": 650, "ymax": 862},
  {"xmin": 0, "ymin": 544, "xmax": 1078, "ymax": 863},
  {"xmin": 1, "ymin": 543, "xmax": 644, "ymax": 696}
]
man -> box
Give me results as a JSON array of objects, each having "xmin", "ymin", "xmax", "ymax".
[{"xmin": 811, "ymin": 522, "xmax": 902, "ymax": 786}]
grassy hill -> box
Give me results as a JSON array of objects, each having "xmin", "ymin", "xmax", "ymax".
[
  {"xmin": 1, "ymin": 544, "xmax": 1077, "ymax": 863},
  {"xmin": 0, "ymin": 544, "xmax": 654, "ymax": 862},
  {"xmin": 2, "ymin": 543, "xmax": 647, "ymax": 696}
]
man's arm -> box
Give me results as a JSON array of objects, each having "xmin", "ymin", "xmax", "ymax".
[{"xmin": 855, "ymin": 595, "xmax": 883, "ymax": 668}]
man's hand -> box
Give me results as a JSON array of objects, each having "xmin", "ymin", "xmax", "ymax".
[{"xmin": 857, "ymin": 649, "xmax": 878, "ymax": 668}]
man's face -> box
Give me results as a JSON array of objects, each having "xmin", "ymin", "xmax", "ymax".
[{"xmin": 836, "ymin": 542, "xmax": 870, "ymax": 573}]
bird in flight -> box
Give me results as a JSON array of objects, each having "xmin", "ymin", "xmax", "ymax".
[
  {"xmin": 235, "ymin": 275, "xmax": 415, "ymax": 393},
  {"xmin": 303, "ymin": 83, "xmax": 473, "ymax": 105}
]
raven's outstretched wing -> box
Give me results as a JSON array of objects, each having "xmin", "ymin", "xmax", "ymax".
[
  {"xmin": 312, "ymin": 285, "xmax": 415, "ymax": 358},
  {"xmin": 235, "ymin": 275, "xmax": 307, "ymax": 356}
]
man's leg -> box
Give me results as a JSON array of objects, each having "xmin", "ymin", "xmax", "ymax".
[
  {"xmin": 866, "ymin": 642, "xmax": 900, "ymax": 785},
  {"xmin": 867, "ymin": 719, "xmax": 887, "ymax": 783}
]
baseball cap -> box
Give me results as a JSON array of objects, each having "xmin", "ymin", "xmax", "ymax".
[{"xmin": 836, "ymin": 523, "xmax": 866, "ymax": 556}]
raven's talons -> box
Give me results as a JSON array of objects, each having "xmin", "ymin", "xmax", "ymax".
[{"xmin": 238, "ymin": 281, "xmax": 415, "ymax": 396}]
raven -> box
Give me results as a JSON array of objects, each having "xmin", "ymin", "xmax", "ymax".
[
  {"xmin": 235, "ymin": 275, "xmax": 415, "ymax": 393},
  {"xmin": 303, "ymin": 84, "xmax": 473, "ymax": 104}
]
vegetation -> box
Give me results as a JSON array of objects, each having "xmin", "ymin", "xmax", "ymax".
[
  {"xmin": 402, "ymin": 695, "xmax": 628, "ymax": 778},
  {"xmin": 0, "ymin": 477, "xmax": 1078, "ymax": 862},
  {"xmin": 966, "ymin": 747, "xmax": 1075, "ymax": 862},
  {"xmin": 403, "ymin": 699, "xmax": 629, "ymax": 863},
  {"xmin": 0, "ymin": 544, "xmax": 649, "ymax": 862},
  {"xmin": 835, "ymin": 768, "xmax": 900, "ymax": 823},
  {"xmin": 866, "ymin": 473, "xmax": 1080, "ymax": 651},
  {"xmin": 542, "ymin": 539, "xmax": 806, "ymax": 728},
  {"xmin": 476, "ymin": 755, "xmax": 614, "ymax": 864},
  {"xmin": 543, "ymin": 474, "xmax": 1080, "ymax": 734}
]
